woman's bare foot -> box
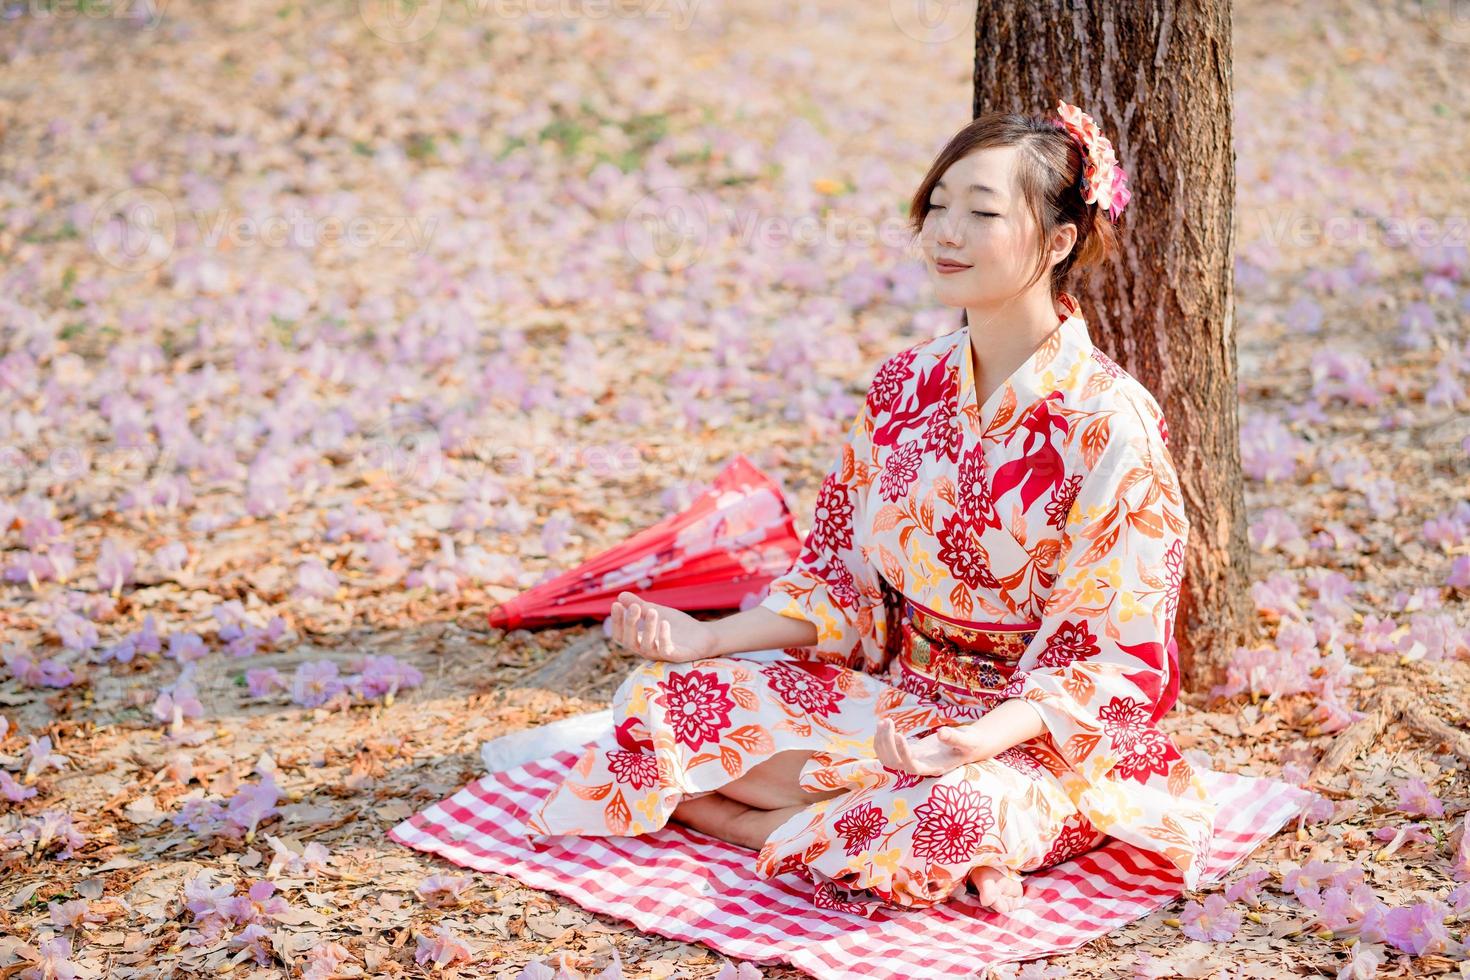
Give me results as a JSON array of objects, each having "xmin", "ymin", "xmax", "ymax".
[{"xmin": 967, "ymin": 865, "xmax": 1025, "ymax": 913}]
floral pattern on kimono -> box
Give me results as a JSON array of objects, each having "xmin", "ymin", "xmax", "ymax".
[
  {"xmin": 521, "ymin": 648, "xmax": 1108, "ymax": 916},
  {"xmin": 758, "ymin": 290, "xmax": 1218, "ymax": 890}
]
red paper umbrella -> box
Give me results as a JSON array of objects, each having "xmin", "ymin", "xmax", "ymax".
[{"xmin": 487, "ymin": 454, "xmax": 804, "ymax": 630}]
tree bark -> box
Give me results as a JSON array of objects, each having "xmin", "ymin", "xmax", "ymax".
[{"xmin": 972, "ymin": 0, "xmax": 1249, "ymax": 693}]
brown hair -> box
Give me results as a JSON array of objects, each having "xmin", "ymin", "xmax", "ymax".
[{"xmin": 907, "ymin": 109, "xmax": 1122, "ymax": 299}]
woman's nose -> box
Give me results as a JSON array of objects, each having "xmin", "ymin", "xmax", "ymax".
[{"xmin": 935, "ymin": 213, "xmax": 962, "ymax": 247}]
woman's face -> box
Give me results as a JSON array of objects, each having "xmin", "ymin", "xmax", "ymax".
[{"xmin": 919, "ymin": 146, "xmax": 1044, "ymax": 308}]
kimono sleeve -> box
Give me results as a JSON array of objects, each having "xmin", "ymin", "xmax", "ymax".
[
  {"xmin": 997, "ymin": 402, "xmax": 1218, "ymax": 888},
  {"xmin": 757, "ymin": 393, "xmax": 896, "ymax": 677}
]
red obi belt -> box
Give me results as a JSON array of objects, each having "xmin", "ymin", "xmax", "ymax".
[{"xmin": 895, "ymin": 594, "xmax": 1041, "ymax": 700}]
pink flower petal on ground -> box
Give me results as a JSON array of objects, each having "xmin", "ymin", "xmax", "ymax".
[
  {"xmin": 291, "ymin": 660, "xmax": 346, "ymax": 708},
  {"xmin": 1334, "ymin": 942, "xmax": 1386, "ymax": 980},
  {"xmin": 1383, "ymin": 899, "xmax": 1458, "ymax": 956},
  {"xmin": 1, "ymin": 770, "xmax": 37, "ymax": 802},
  {"xmin": 1446, "ymin": 555, "xmax": 1470, "ymax": 588},
  {"xmin": 413, "ymin": 923, "xmax": 473, "ymax": 968},
  {"xmin": 246, "ymin": 667, "xmax": 286, "ymax": 697},
  {"xmin": 414, "ymin": 873, "xmax": 471, "ymax": 908},
  {"xmin": 1224, "ymin": 867, "xmax": 1270, "ymax": 904},
  {"xmin": 302, "ymin": 941, "xmax": 355, "ymax": 980},
  {"xmin": 1451, "ymin": 812, "xmax": 1470, "ymax": 882},
  {"xmin": 1178, "ymin": 893, "xmax": 1241, "ymax": 942},
  {"xmin": 24, "ymin": 933, "xmax": 80, "ymax": 980},
  {"xmin": 1394, "ymin": 776, "xmax": 1445, "ymax": 818}
]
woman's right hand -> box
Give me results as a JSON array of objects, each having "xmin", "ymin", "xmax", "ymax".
[{"xmin": 609, "ymin": 591, "xmax": 718, "ymax": 663}]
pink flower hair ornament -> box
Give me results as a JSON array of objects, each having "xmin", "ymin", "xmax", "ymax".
[{"xmin": 1056, "ymin": 100, "xmax": 1131, "ymax": 222}]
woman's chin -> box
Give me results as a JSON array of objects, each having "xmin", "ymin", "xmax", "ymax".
[{"xmin": 930, "ymin": 281, "xmax": 980, "ymax": 307}]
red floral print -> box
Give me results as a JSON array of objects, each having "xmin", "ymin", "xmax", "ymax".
[
  {"xmin": 911, "ymin": 782, "xmax": 992, "ymax": 865},
  {"xmin": 613, "ymin": 715, "xmax": 653, "ymax": 753},
  {"xmin": 760, "ymin": 661, "xmax": 843, "ymax": 717},
  {"xmin": 1045, "ymin": 474, "xmax": 1083, "ymax": 529},
  {"xmin": 605, "ymin": 749, "xmax": 659, "ymax": 790},
  {"xmin": 867, "ymin": 348, "xmax": 916, "ymax": 414},
  {"xmin": 1090, "ymin": 346, "xmax": 1126, "ymax": 379},
  {"xmin": 822, "ymin": 558, "xmax": 860, "ymax": 609},
  {"xmin": 650, "ymin": 669, "xmax": 737, "ymax": 752},
  {"xmin": 1034, "ymin": 619, "xmax": 1100, "ymax": 669},
  {"xmin": 955, "ymin": 444, "xmax": 1001, "ymax": 530},
  {"xmin": 991, "ymin": 392, "xmax": 1069, "ymax": 511},
  {"xmin": 874, "ymin": 356, "xmax": 954, "ymax": 448},
  {"xmin": 922, "ymin": 395, "xmax": 962, "ymax": 463},
  {"xmin": 1038, "ymin": 812, "xmax": 1104, "ymax": 866},
  {"xmin": 936, "ymin": 514, "xmax": 1000, "ymax": 589},
  {"xmin": 994, "ymin": 745, "xmax": 1048, "ymax": 779},
  {"xmin": 834, "ymin": 802, "xmax": 888, "ymax": 856},
  {"xmin": 1112, "ymin": 727, "xmax": 1180, "ymax": 782},
  {"xmin": 806, "ymin": 472, "xmax": 855, "ymax": 557},
  {"xmin": 879, "ymin": 440, "xmax": 923, "ymax": 502}
]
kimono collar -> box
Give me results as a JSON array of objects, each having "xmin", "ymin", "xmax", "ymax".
[{"xmin": 958, "ymin": 291, "xmax": 1094, "ymax": 435}]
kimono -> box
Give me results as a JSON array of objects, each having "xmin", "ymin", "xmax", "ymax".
[{"xmin": 523, "ymin": 291, "xmax": 1218, "ymax": 916}]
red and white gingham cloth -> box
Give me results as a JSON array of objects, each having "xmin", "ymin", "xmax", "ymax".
[{"xmin": 390, "ymin": 742, "xmax": 1317, "ymax": 979}]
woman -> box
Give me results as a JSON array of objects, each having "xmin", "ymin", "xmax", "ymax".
[{"xmin": 522, "ymin": 103, "xmax": 1218, "ymax": 919}]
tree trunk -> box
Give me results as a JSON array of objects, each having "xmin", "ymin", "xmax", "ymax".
[{"xmin": 972, "ymin": 0, "xmax": 1249, "ymax": 695}]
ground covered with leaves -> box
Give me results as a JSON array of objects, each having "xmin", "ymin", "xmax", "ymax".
[{"xmin": 0, "ymin": 0, "xmax": 1467, "ymax": 977}]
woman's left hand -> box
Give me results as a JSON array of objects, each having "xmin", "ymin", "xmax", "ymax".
[{"xmin": 874, "ymin": 717, "xmax": 993, "ymax": 777}]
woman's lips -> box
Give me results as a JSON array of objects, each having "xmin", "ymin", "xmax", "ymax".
[{"xmin": 935, "ymin": 260, "xmax": 971, "ymax": 275}]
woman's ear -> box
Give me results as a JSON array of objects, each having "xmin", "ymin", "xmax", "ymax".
[{"xmin": 1051, "ymin": 222, "xmax": 1079, "ymax": 264}]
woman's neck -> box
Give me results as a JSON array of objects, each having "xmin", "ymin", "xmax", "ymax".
[{"xmin": 964, "ymin": 293, "xmax": 1065, "ymax": 406}]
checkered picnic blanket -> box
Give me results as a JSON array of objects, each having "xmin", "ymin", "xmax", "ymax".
[{"xmin": 389, "ymin": 736, "xmax": 1318, "ymax": 979}]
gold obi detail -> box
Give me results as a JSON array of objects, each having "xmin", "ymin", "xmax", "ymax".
[{"xmin": 898, "ymin": 597, "xmax": 1040, "ymax": 699}]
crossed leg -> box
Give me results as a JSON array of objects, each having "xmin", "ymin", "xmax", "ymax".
[
  {"xmin": 715, "ymin": 749, "xmax": 848, "ymax": 810},
  {"xmin": 670, "ymin": 792, "xmax": 807, "ymax": 851},
  {"xmin": 670, "ymin": 749, "xmax": 844, "ymax": 850}
]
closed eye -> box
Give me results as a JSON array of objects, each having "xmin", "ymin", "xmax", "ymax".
[{"xmin": 972, "ymin": 211, "xmax": 999, "ymax": 218}]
